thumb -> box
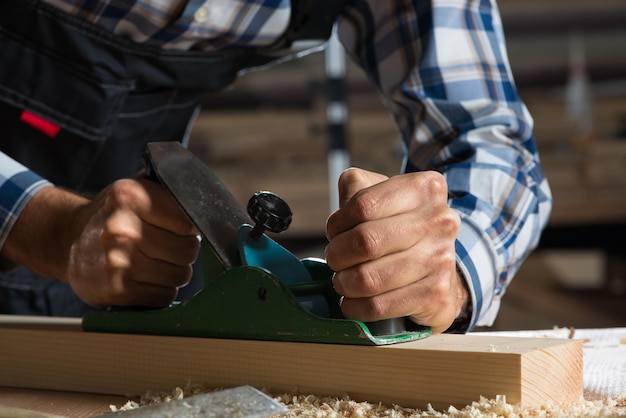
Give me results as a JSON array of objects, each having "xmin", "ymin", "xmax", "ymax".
[{"xmin": 337, "ymin": 167, "xmax": 389, "ymax": 208}]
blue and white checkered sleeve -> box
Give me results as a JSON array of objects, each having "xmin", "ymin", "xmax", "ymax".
[
  {"xmin": 0, "ymin": 152, "xmax": 53, "ymax": 251},
  {"xmin": 339, "ymin": 0, "xmax": 552, "ymax": 329}
]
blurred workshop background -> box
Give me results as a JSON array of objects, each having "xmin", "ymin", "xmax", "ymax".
[{"xmin": 187, "ymin": 0, "xmax": 626, "ymax": 331}]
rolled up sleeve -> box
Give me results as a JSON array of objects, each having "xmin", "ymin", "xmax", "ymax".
[
  {"xmin": 338, "ymin": 0, "xmax": 552, "ymax": 328},
  {"xmin": 0, "ymin": 151, "xmax": 53, "ymax": 251}
]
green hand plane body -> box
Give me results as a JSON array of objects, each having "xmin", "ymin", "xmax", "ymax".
[{"xmin": 82, "ymin": 142, "xmax": 431, "ymax": 345}]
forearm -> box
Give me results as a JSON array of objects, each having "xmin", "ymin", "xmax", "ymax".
[
  {"xmin": 0, "ymin": 151, "xmax": 88, "ymax": 279},
  {"xmin": 1, "ymin": 185, "xmax": 88, "ymax": 281}
]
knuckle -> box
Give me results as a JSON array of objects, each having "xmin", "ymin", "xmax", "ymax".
[
  {"xmin": 106, "ymin": 180, "xmax": 136, "ymax": 206},
  {"xmin": 350, "ymin": 192, "xmax": 379, "ymax": 222},
  {"xmin": 429, "ymin": 250, "xmax": 457, "ymax": 284},
  {"xmin": 432, "ymin": 237, "xmax": 457, "ymax": 262},
  {"xmin": 441, "ymin": 211, "xmax": 461, "ymax": 236},
  {"xmin": 431, "ymin": 275, "xmax": 452, "ymax": 301},
  {"xmin": 323, "ymin": 243, "xmax": 341, "ymax": 271},
  {"xmin": 363, "ymin": 296, "xmax": 388, "ymax": 319},
  {"xmin": 105, "ymin": 248, "xmax": 131, "ymax": 270},
  {"xmin": 441, "ymin": 252, "xmax": 458, "ymax": 272},
  {"xmin": 428, "ymin": 208, "xmax": 460, "ymax": 240},
  {"xmin": 102, "ymin": 218, "xmax": 136, "ymax": 242},
  {"xmin": 353, "ymin": 264, "xmax": 382, "ymax": 296},
  {"xmin": 425, "ymin": 171, "xmax": 447, "ymax": 191},
  {"xmin": 415, "ymin": 171, "xmax": 448, "ymax": 199},
  {"xmin": 427, "ymin": 272, "xmax": 456, "ymax": 311},
  {"xmin": 325, "ymin": 212, "xmax": 340, "ymax": 239},
  {"xmin": 352, "ymin": 227, "xmax": 382, "ymax": 260}
]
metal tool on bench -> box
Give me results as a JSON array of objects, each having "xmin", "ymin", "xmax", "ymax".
[
  {"xmin": 82, "ymin": 142, "xmax": 431, "ymax": 345},
  {"xmin": 102, "ymin": 386, "xmax": 287, "ymax": 418}
]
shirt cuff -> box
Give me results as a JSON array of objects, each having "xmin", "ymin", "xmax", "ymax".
[
  {"xmin": 455, "ymin": 216, "xmax": 502, "ymax": 329},
  {"xmin": 0, "ymin": 154, "xmax": 53, "ymax": 251}
]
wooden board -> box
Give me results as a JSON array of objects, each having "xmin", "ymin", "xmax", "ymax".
[{"xmin": 0, "ymin": 317, "xmax": 582, "ymax": 411}]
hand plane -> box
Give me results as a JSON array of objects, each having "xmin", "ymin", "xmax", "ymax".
[{"xmin": 82, "ymin": 142, "xmax": 431, "ymax": 345}]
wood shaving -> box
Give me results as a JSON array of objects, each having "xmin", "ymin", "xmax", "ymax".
[
  {"xmin": 273, "ymin": 393, "xmax": 626, "ymax": 417},
  {"xmin": 111, "ymin": 382, "xmax": 626, "ymax": 417}
]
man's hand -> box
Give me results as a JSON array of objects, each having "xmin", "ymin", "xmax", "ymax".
[
  {"xmin": 2, "ymin": 178, "xmax": 200, "ymax": 308},
  {"xmin": 325, "ymin": 168, "xmax": 467, "ymax": 334}
]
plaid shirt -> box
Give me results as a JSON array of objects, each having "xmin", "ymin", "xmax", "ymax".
[{"xmin": 0, "ymin": 0, "xmax": 552, "ymax": 329}]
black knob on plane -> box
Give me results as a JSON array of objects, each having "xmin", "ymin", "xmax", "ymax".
[{"xmin": 247, "ymin": 191, "xmax": 293, "ymax": 240}]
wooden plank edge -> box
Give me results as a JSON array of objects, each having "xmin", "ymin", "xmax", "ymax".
[
  {"xmin": 0, "ymin": 325, "xmax": 582, "ymax": 410},
  {"xmin": 520, "ymin": 337, "xmax": 584, "ymax": 406}
]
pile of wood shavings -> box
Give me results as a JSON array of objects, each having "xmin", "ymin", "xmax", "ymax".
[
  {"xmin": 111, "ymin": 383, "xmax": 626, "ymax": 417},
  {"xmin": 274, "ymin": 393, "xmax": 626, "ymax": 417}
]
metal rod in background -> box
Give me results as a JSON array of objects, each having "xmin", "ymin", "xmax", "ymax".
[{"xmin": 325, "ymin": 29, "xmax": 350, "ymax": 213}]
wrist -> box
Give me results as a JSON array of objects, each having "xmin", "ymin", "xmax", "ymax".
[{"xmin": 446, "ymin": 264, "xmax": 473, "ymax": 333}]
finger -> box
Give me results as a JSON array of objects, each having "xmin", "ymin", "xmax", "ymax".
[
  {"xmin": 128, "ymin": 253, "xmax": 194, "ymax": 289},
  {"xmin": 139, "ymin": 222, "xmax": 201, "ymax": 266},
  {"xmin": 337, "ymin": 168, "xmax": 388, "ymax": 209},
  {"xmin": 338, "ymin": 283, "xmax": 422, "ymax": 323},
  {"xmin": 327, "ymin": 172, "xmax": 447, "ymax": 240},
  {"xmin": 134, "ymin": 179, "xmax": 198, "ymax": 235},
  {"xmin": 326, "ymin": 212, "xmax": 419, "ymax": 272},
  {"xmin": 103, "ymin": 183, "xmax": 199, "ymax": 266},
  {"xmin": 339, "ymin": 271, "xmax": 459, "ymax": 333},
  {"xmin": 332, "ymin": 246, "xmax": 430, "ymax": 299},
  {"xmin": 102, "ymin": 210, "xmax": 195, "ymax": 288},
  {"xmin": 104, "ymin": 237, "xmax": 193, "ymax": 289},
  {"xmin": 123, "ymin": 282, "xmax": 179, "ymax": 308},
  {"xmin": 331, "ymin": 216, "xmax": 457, "ymax": 299},
  {"xmin": 105, "ymin": 179, "xmax": 197, "ymax": 236},
  {"xmin": 105, "ymin": 274, "xmax": 180, "ymax": 308},
  {"xmin": 326, "ymin": 205, "xmax": 460, "ymax": 273}
]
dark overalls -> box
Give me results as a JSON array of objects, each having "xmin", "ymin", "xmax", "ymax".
[{"xmin": 0, "ymin": 0, "xmax": 344, "ymax": 316}]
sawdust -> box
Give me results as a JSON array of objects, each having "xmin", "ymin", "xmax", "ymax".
[
  {"xmin": 273, "ymin": 393, "xmax": 626, "ymax": 417},
  {"xmin": 111, "ymin": 383, "xmax": 626, "ymax": 417}
]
